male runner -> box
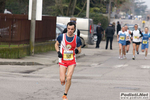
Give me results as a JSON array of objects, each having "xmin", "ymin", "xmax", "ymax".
[
  {"xmin": 117, "ymin": 27, "xmax": 128, "ymax": 59},
  {"xmin": 131, "ymin": 24, "xmax": 143, "ymax": 60},
  {"xmin": 141, "ymin": 27, "xmax": 150, "ymax": 59},
  {"xmin": 55, "ymin": 22, "xmax": 82, "ymax": 100},
  {"xmin": 125, "ymin": 25, "xmax": 131, "ymax": 53}
]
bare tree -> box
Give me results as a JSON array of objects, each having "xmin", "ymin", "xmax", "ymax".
[
  {"xmin": 66, "ymin": 0, "xmax": 77, "ymax": 16},
  {"xmin": 55, "ymin": 0, "xmax": 64, "ymax": 15}
]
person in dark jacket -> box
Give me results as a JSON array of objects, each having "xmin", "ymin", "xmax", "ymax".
[
  {"xmin": 117, "ymin": 21, "xmax": 121, "ymax": 35},
  {"xmin": 105, "ymin": 23, "xmax": 115, "ymax": 50},
  {"xmin": 95, "ymin": 23, "xmax": 104, "ymax": 48},
  {"xmin": 63, "ymin": 17, "xmax": 80, "ymax": 37}
]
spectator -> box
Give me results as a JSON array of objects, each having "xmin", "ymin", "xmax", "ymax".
[
  {"xmin": 95, "ymin": 23, "xmax": 104, "ymax": 48},
  {"xmin": 117, "ymin": 21, "xmax": 121, "ymax": 35},
  {"xmin": 105, "ymin": 23, "xmax": 115, "ymax": 50},
  {"xmin": 112, "ymin": 22, "xmax": 115, "ymax": 30}
]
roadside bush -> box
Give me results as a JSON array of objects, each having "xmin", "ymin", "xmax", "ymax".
[
  {"xmin": 78, "ymin": 12, "xmax": 109, "ymax": 29},
  {"xmin": 90, "ymin": 13, "xmax": 109, "ymax": 29}
]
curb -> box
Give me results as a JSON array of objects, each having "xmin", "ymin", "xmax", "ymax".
[
  {"xmin": 0, "ymin": 54, "xmax": 85, "ymax": 66},
  {"xmin": 0, "ymin": 62, "xmax": 42, "ymax": 65}
]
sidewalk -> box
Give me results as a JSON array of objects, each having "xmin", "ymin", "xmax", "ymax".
[
  {"xmin": 0, "ymin": 36, "xmax": 118, "ymax": 65},
  {"xmin": 0, "ymin": 51, "xmax": 85, "ymax": 66}
]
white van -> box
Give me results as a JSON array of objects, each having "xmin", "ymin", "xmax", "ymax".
[{"xmin": 57, "ymin": 16, "xmax": 94, "ymax": 47}]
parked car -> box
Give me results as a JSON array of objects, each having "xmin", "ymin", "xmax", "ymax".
[{"xmin": 56, "ymin": 23, "xmax": 66, "ymax": 39}]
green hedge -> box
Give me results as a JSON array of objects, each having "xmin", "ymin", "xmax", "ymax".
[
  {"xmin": 90, "ymin": 13, "xmax": 109, "ymax": 29},
  {"xmin": 0, "ymin": 41, "xmax": 55, "ymax": 59},
  {"xmin": 78, "ymin": 12, "xmax": 109, "ymax": 29}
]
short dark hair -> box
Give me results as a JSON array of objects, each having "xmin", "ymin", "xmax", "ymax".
[
  {"xmin": 145, "ymin": 27, "xmax": 149, "ymax": 30},
  {"xmin": 67, "ymin": 22, "xmax": 76, "ymax": 29},
  {"xmin": 134, "ymin": 24, "xmax": 138, "ymax": 27}
]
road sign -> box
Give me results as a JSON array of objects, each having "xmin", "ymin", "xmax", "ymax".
[{"xmin": 28, "ymin": 0, "xmax": 43, "ymax": 20}]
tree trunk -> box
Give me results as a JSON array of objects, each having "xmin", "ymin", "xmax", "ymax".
[
  {"xmin": 108, "ymin": 0, "xmax": 112, "ymax": 22},
  {"xmin": 77, "ymin": 1, "xmax": 87, "ymax": 17},
  {"xmin": 71, "ymin": 0, "xmax": 77, "ymax": 16},
  {"xmin": 0, "ymin": 0, "xmax": 6, "ymax": 13},
  {"xmin": 66, "ymin": 0, "xmax": 73, "ymax": 16}
]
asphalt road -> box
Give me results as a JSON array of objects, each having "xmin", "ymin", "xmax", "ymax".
[{"xmin": 0, "ymin": 19, "xmax": 150, "ymax": 100}]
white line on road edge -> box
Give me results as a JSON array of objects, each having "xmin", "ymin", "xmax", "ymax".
[
  {"xmin": 114, "ymin": 64, "xmax": 128, "ymax": 68},
  {"xmin": 126, "ymin": 53, "xmax": 150, "ymax": 55},
  {"xmin": 141, "ymin": 65, "xmax": 150, "ymax": 69}
]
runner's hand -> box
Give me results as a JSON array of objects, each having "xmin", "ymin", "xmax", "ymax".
[
  {"xmin": 117, "ymin": 38, "xmax": 119, "ymax": 42},
  {"xmin": 137, "ymin": 37, "xmax": 139, "ymax": 39},
  {"xmin": 57, "ymin": 51, "xmax": 62, "ymax": 58},
  {"xmin": 75, "ymin": 49, "xmax": 79, "ymax": 54}
]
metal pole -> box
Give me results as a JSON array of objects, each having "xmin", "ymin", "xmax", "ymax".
[
  {"xmin": 108, "ymin": 0, "xmax": 112, "ymax": 23},
  {"xmin": 86, "ymin": 0, "xmax": 90, "ymax": 18},
  {"xmin": 30, "ymin": 0, "xmax": 37, "ymax": 56}
]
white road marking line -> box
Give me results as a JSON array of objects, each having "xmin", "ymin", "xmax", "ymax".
[
  {"xmin": 114, "ymin": 64, "xmax": 128, "ymax": 68},
  {"xmin": 91, "ymin": 63, "xmax": 99, "ymax": 66},
  {"xmin": 126, "ymin": 53, "xmax": 150, "ymax": 55},
  {"xmin": 141, "ymin": 65, "xmax": 150, "ymax": 69}
]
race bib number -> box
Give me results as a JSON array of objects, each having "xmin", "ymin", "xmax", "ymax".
[
  {"xmin": 120, "ymin": 36, "xmax": 125, "ymax": 40},
  {"xmin": 134, "ymin": 36, "xmax": 138, "ymax": 39},
  {"xmin": 143, "ymin": 40, "xmax": 147, "ymax": 44},
  {"xmin": 63, "ymin": 50, "xmax": 73, "ymax": 60}
]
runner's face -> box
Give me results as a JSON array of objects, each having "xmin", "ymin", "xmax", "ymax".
[
  {"xmin": 122, "ymin": 27, "xmax": 125, "ymax": 32},
  {"xmin": 125, "ymin": 26, "xmax": 128, "ymax": 31},
  {"xmin": 145, "ymin": 28, "xmax": 148, "ymax": 33},
  {"xmin": 67, "ymin": 25, "xmax": 75, "ymax": 36},
  {"xmin": 134, "ymin": 25, "xmax": 138, "ymax": 30}
]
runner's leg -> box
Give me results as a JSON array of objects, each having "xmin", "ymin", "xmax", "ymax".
[
  {"xmin": 126, "ymin": 45, "xmax": 130, "ymax": 52},
  {"xmin": 123, "ymin": 45, "xmax": 126, "ymax": 56},
  {"xmin": 119, "ymin": 43, "xmax": 122, "ymax": 57},
  {"xmin": 145, "ymin": 48, "xmax": 148, "ymax": 57},
  {"xmin": 60, "ymin": 65, "xmax": 67, "ymax": 85},
  {"xmin": 133, "ymin": 43, "xmax": 136, "ymax": 56},
  {"xmin": 65, "ymin": 65, "xmax": 75, "ymax": 94},
  {"xmin": 136, "ymin": 44, "xmax": 140, "ymax": 54}
]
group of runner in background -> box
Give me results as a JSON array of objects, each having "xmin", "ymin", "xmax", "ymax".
[{"xmin": 117, "ymin": 24, "xmax": 150, "ymax": 60}]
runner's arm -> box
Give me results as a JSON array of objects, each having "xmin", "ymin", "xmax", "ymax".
[
  {"xmin": 117, "ymin": 31, "xmax": 120, "ymax": 41},
  {"xmin": 117, "ymin": 34, "xmax": 119, "ymax": 41},
  {"xmin": 130, "ymin": 32, "xmax": 133, "ymax": 39},
  {"xmin": 76, "ymin": 36, "xmax": 82, "ymax": 54},
  {"xmin": 77, "ymin": 46, "xmax": 81, "ymax": 54},
  {"xmin": 139, "ymin": 31, "xmax": 143, "ymax": 37},
  {"xmin": 55, "ymin": 34, "xmax": 62, "ymax": 52},
  {"xmin": 55, "ymin": 41, "xmax": 60, "ymax": 52},
  {"xmin": 129, "ymin": 30, "xmax": 131, "ymax": 34}
]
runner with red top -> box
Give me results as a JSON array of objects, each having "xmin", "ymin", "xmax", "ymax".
[{"xmin": 55, "ymin": 22, "xmax": 82, "ymax": 100}]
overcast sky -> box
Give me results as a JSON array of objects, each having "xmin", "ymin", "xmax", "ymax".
[{"xmin": 144, "ymin": 0, "xmax": 150, "ymax": 9}]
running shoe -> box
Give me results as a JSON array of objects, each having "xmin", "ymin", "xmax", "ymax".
[
  {"xmin": 61, "ymin": 82, "xmax": 65, "ymax": 86},
  {"xmin": 119, "ymin": 56, "xmax": 123, "ymax": 59},
  {"xmin": 132, "ymin": 57, "xmax": 135, "ymax": 60},
  {"xmin": 123, "ymin": 56, "xmax": 127, "ymax": 59},
  {"xmin": 137, "ymin": 52, "xmax": 139, "ymax": 55},
  {"xmin": 144, "ymin": 57, "xmax": 147, "ymax": 60},
  {"xmin": 62, "ymin": 95, "xmax": 68, "ymax": 100}
]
